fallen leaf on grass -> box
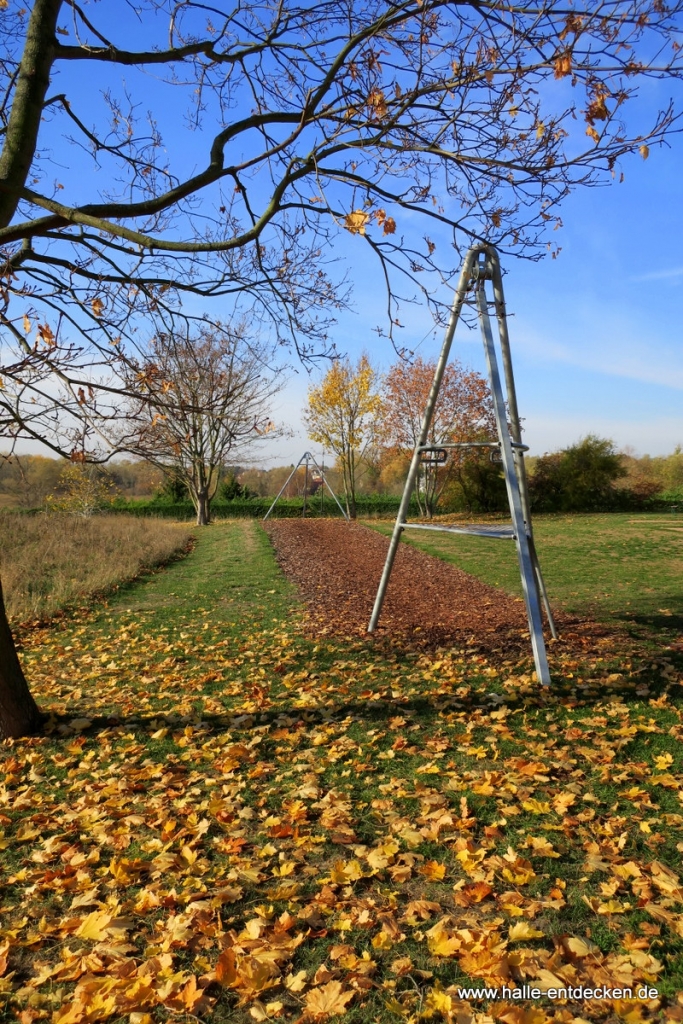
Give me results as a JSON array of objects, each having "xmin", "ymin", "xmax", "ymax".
[{"xmin": 304, "ymin": 980, "xmax": 354, "ymax": 1018}]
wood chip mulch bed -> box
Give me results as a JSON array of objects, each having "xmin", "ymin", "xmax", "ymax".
[{"xmin": 263, "ymin": 519, "xmax": 619, "ymax": 666}]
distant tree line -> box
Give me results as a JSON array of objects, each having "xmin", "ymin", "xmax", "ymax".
[
  {"xmin": 301, "ymin": 356, "xmax": 683, "ymax": 519},
  {"xmin": 522, "ymin": 437, "xmax": 683, "ymax": 513},
  {"xmin": 4, "ymin": 433, "xmax": 683, "ymax": 519}
]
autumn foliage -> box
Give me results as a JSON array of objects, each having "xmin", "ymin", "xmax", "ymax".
[
  {"xmin": 380, "ymin": 357, "xmax": 498, "ymax": 517},
  {"xmin": 305, "ymin": 355, "xmax": 383, "ymax": 519}
]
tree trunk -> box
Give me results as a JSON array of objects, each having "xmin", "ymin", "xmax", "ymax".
[
  {"xmin": 345, "ymin": 452, "xmax": 357, "ymax": 520},
  {"xmin": 196, "ymin": 490, "xmax": 210, "ymax": 526},
  {"xmin": 0, "ymin": 578, "xmax": 44, "ymax": 740}
]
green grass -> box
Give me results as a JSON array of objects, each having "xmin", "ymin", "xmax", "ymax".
[
  {"xmin": 368, "ymin": 512, "xmax": 683, "ymax": 636},
  {"xmin": 105, "ymin": 516, "xmax": 295, "ymax": 630}
]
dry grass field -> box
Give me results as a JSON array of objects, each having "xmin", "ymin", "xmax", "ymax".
[{"xmin": 0, "ymin": 512, "xmax": 193, "ymax": 624}]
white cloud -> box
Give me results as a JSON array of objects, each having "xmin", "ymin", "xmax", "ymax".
[
  {"xmin": 630, "ymin": 266, "xmax": 683, "ymax": 282},
  {"xmin": 513, "ymin": 319, "xmax": 683, "ymax": 391}
]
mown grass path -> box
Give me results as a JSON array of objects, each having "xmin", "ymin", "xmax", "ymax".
[{"xmin": 1, "ymin": 520, "xmax": 682, "ymax": 1023}]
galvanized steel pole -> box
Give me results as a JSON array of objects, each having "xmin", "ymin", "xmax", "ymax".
[
  {"xmin": 489, "ymin": 260, "xmax": 557, "ymax": 640},
  {"xmin": 367, "ymin": 244, "xmax": 488, "ymax": 634}
]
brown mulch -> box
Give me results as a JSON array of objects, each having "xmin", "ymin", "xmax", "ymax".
[{"xmin": 262, "ymin": 519, "xmax": 612, "ymax": 663}]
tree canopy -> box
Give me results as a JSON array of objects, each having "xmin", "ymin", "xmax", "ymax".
[
  {"xmin": 2, "ymin": 0, "xmax": 683, "ymax": 461},
  {"xmin": 380, "ymin": 356, "xmax": 497, "ymax": 516},
  {"xmin": 119, "ymin": 325, "xmax": 281, "ymax": 525},
  {"xmin": 529, "ymin": 434, "xmax": 628, "ymax": 511}
]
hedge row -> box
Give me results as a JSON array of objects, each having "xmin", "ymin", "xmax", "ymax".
[{"xmin": 111, "ymin": 495, "xmax": 421, "ymax": 519}]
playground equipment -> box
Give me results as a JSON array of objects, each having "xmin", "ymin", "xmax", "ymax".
[
  {"xmin": 367, "ymin": 243, "xmax": 557, "ymax": 686},
  {"xmin": 263, "ymin": 451, "xmax": 349, "ymax": 521}
]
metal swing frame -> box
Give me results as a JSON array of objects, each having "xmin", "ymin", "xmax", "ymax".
[
  {"xmin": 367, "ymin": 243, "xmax": 557, "ymax": 686},
  {"xmin": 263, "ymin": 451, "xmax": 349, "ymax": 521}
]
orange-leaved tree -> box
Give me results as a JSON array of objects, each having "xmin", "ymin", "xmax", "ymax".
[
  {"xmin": 379, "ymin": 357, "xmax": 497, "ymax": 517},
  {"xmin": 305, "ymin": 356, "xmax": 383, "ymax": 519}
]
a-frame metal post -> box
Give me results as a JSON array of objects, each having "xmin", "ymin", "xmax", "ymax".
[
  {"xmin": 263, "ymin": 452, "xmax": 349, "ymax": 521},
  {"xmin": 367, "ymin": 244, "xmax": 556, "ymax": 687}
]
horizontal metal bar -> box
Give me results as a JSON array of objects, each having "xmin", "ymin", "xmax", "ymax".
[
  {"xmin": 401, "ymin": 522, "xmax": 516, "ymax": 539},
  {"xmin": 417, "ymin": 441, "xmax": 529, "ymax": 452}
]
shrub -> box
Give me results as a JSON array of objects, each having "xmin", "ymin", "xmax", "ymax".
[
  {"xmin": 529, "ymin": 435, "xmax": 628, "ymax": 512},
  {"xmin": 45, "ymin": 463, "xmax": 118, "ymax": 516}
]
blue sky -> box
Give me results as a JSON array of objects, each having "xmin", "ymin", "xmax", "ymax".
[
  {"xmin": 9, "ymin": 5, "xmax": 683, "ymax": 467},
  {"xmin": 267, "ymin": 140, "xmax": 683, "ymax": 465}
]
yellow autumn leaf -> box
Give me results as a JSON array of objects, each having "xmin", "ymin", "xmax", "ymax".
[
  {"xmin": 399, "ymin": 827, "xmax": 423, "ymax": 848},
  {"xmin": 534, "ymin": 970, "xmax": 567, "ymax": 994},
  {"xmin": 75, "ymin": 910, "xmax": 113, "ymax": 941},
  {"xmin": 91, "ymin": 297, "xmax": 105, "ymax": 317},
  {"xmin": 526, "ymin": 835, "xmax": 559, "ymax": 857},
  {"xmin": 522, "ymin": 799, "xmax": 551, "ymax": 815},
  {"xmin": 390, "ymin": 956, "xmax": 413, "ymax": 975},
  {"xmin": 554, "ymin": 52, "xmax": 572, "ymax": 78},
  {"xmin": 367, "ymin": 88, "xmax": 387, "ymax": 118},
  {"xmin": 597, "ymin": 899, "xmax": 628, "ymax": 914},
  {"xmin": 285, "ymin": 970, "xmax": 307, "ymax": 993},
  {"xmin": 503, "ymin": 865, "xmax": 537, "ymax": 885},
  {"xmin": 329, "ymin": 859, "xmax": 363, "ymax": 883},
  {"xmin": 344, "ymin": 210, "xmax": 370, "ymax": 235},
  {"xmin": 367, "ymin": 848, "xmax": 392, "ymax": 870},
  {"xmin": 613, "ymin": 861, "xmax": 642, "ymax": 880},
  {"xmin": 508, "ymin": 921, "xmax": 545, "ymax": 941},
  {"xmin": 424, "ymin": 989, "xmax": 453, "ymax": 1014},
  {"xmin": 426, "ymin": 921, "xmax": 461, "ymax": 957},
  {"xmin": 499, "ymin": 1010, "xmax": 552, "ymax": 1024},
  {"xmin": 236, "ymin": 956, "xmax": 280, "ymax": 996},
  {"xmin": 553, "ymin": 791, "xmax": 577, "ymax": 814},
  {"xmin": 389, "ymin": 864, "xmax": 412, "ymax": 882},
  {"xmin": 56, "ymin": 994, "xmax": 117, "ymax": 1023},
  {"xmin": 215, "ymin": 948, "xmax": 238, "ymax": 987},
  {"xmin": 420, "ymin": 860, "xmax": 446, "ymax": 881},
  {"xmin": 564, "ymin": 936, "xmax": 593, "ymax": 956}
]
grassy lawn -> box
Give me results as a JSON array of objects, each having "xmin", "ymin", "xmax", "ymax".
[
  {"xmin": 1, "ymin": 519, "xmax": 682, "ymax": 1023},
  {"xmin": 368, "ymin": 513, "xmax": 683, "ymax": 640}
]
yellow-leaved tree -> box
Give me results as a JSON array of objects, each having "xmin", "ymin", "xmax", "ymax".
[{"xmin": 305, "ymin": 356, "xmax": 383, "ymax": 519}]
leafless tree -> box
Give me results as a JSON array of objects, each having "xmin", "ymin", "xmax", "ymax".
[
  {"xmin": 0, "ymin": 0, "xmax": 682, "ymax": 735},
  {"xmin": 120, "ymin": 325, "xmax": 282, "ymax": 526}
]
